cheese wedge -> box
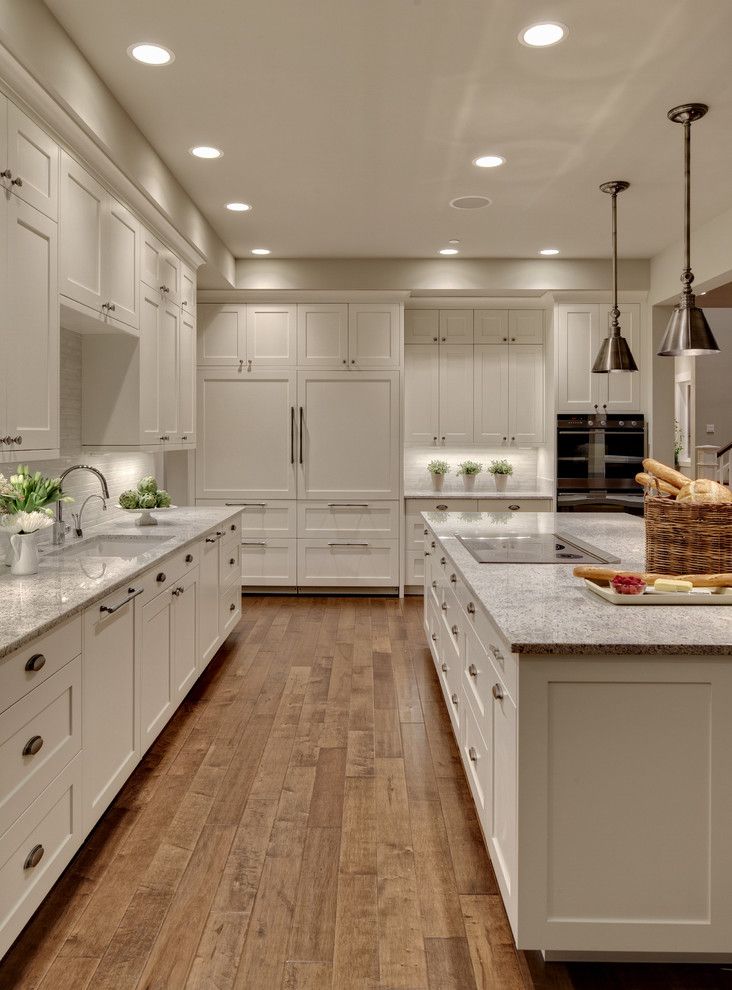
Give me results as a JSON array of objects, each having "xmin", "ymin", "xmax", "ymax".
[{"xmin": 653, "ymin": 578, "xmax": 694, "ymax": 594}]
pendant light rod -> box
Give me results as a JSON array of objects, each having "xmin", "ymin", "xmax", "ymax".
[
  {"xmin": 599, "ymin": 179, "xmax": 629, "ymax": 336},
  {"xmin": 592, "ymin": 180, "xmax": 637, "ymax": 373}
]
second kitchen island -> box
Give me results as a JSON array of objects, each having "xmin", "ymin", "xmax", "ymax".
[{"xmin": 422, "ymin": 511, "xmax": 732, "ymax": 961}]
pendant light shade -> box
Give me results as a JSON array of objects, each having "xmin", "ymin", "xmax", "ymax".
[
  {"xmin": 658, "ymin": 103, "xmax": 720, "ymax": 357},
  {"xmin": 592, "ymin": 180, "xmax": 638, "ymax": 373}
]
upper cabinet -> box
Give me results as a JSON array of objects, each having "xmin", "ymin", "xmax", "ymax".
[
  {"xmin": 475, "ymin": 309, "xmax": 509, "ymax": 344},
  {"xmin": 404, "ymin": 310, "xmax": 439, "ymax": 344},
  {"xmin": 297, "ymin": 303, "xmax": 349, "ymax": 367},
  {"xmin": 197, "ymin": 303, "xmax": 296, "ymax": 368},
  {"xmin": 1, "ymin": 98, "xmax": 59, "ymax": 221},
  {"xmin": 246, "ymin": 304, "xmax": 297, "ymax": 367},
  {"xmin": 181, "ymin": 264, "xmax": 196, "ymax": 313},
  {"xmin": 348, "ymin": 303, "xmax": 400, "ymax": 368},
  {"xmin": 439, "ymin": 310, "xmax": 474, "ymax": 344},
  {"xmin": 60, "ymin": 152, "xmax": 140, "ymax": 333},
  {"xmin": 556, "ymin": 302, "xmax": 642, "ymax": 413},
  {"xmin": 141, "ymin": 228, "xmax": 181, "ymax": 306},
  {"xmin": 197, "ymin": 304, "xmax": 245, "ymax": 365},
  {"xmin": 475, "ymin": 309, "xmax": 543, "ymax": 344}
]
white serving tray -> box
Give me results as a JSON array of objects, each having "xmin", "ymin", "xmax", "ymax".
[{"xmin": 584, "ymin": 579, "xmax": 732, "ymax": 606}]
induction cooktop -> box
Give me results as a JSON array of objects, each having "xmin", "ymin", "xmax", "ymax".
[{"xmin": 456, "ymin": 532, "xmax": 619, "ymax": 565}]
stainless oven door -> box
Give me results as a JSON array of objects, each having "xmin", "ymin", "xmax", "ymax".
[{"xmin": 557, "ymin": 491, "xmax": 644, "ymax": 515}]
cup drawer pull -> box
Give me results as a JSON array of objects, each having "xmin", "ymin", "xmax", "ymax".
[
  {"xmin": 23, "ymin": 735, "xmax": 44, "ymax": 756},
  {"xmin": 451, "ymin": 693, "xmax": 459, "ymax": 706},
  {"xmin": 468, "ymin": 746, "xmax": 478, "ymax": 762},
  {"xmin": 468, "ymin": 664, "xmax": 478, "ymax": 677},
  {"xmin": 467, "ymin": 602, "xmax": 475, "ymax": 615},
  {"xmin": 24, "ymin": 844, "xmax": 44, "ymax": 870},
  {"xmin": 492, "ymin": 683, "xmax": 504, "ymax": 701},
  {"xmin": 441, "ymin": 662, "xmax": 448, "ymax": 672},
  {"xmin": 25, "ymin": 653, "xmax": 46, "ymax": 672}
]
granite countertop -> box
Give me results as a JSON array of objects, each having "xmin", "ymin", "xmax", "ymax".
[
  {"xmin": 406, "ymin": 486, "xmax": 553, "ymax": 500},
  {"xmin": 423, "ymin": 511, "xmax": 732, "ymax": 656},
  {"xmin": 0, "ymin": 506, "xmax": 240, "ymax": 662}
]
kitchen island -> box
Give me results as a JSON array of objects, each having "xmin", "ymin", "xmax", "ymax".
[{"xmin": 423, "ymin": 510, "xmax": 732, "ymax": 961}]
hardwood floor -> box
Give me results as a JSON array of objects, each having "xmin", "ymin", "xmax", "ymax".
[{"xmin": 2, "ymin": 595, "xmax": 731, "ymax": 990}]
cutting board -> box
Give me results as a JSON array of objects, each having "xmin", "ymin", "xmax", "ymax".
[{"xmin": 584, "ymin": 579, "xmax": 732, "ymax": 606}]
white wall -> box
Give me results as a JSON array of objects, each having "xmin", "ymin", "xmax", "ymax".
[
  {"xmin": 694, "ymin": 309, "xmax": 732, "ymax": 448},
  {"xmin": 650, "ymin": 202, "xmax": 732, "ymax": 305}
]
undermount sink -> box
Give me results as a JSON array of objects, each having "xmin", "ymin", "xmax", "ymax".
[{"xmin": 45, "ymin": 535, "xmax": 169, "ymax": 560}]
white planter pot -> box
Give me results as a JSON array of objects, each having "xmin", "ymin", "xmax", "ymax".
[
  {"xmin": 431, "ymin": 474, "xmax": 445, "ymax": 492},
  {"xmin": 462, "ymin": 475, "xmax": 477, "ymax": 491},
  {"xmin": 10, "ymin": 531, "xmax": 40, "ymax": 575},
  {"xmin": 493, "ymin": 474, "xmax": 509, "ymax": 493}
]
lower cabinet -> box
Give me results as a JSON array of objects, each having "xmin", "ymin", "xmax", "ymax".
[
  {"xmin": 297, "ymin": 539, "xmax": 399, "ymax": 588},
  {"xmin": 199, "ymin": 533, "xmax": 222, "ymax": 665}
]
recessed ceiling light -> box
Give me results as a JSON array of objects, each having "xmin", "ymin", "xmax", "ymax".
[
  {"xmin": 519, "ymin": 22, "xmax": 567, "ymax": 47},
  {"xmin": 190, "ymin": 146, "xmax": 223, "ymax": 159},
  {"xmin": 127, "ymin": 43, "xmax": 174, "ymax": 65},
  {"xmin": 473, "ymin": 154, "xmax": 505, "ymax": 168},
  {"xmin": 450, "ymin": 195, "xmax": 492, "ymax": 210},
  {"xmin": 226, "ymin": 202, "xmax": 252, "ymax": 212},
  {"xmin": 539, "ymin": 248, "xmax": 560, "ymax": 256},
  {"xmin": 251, "ymin": 248, "xmax": 271, "ymax": 255},
  {"xmin": 440, "ymin": 248, "xmax": 459, "ymax": 255}
]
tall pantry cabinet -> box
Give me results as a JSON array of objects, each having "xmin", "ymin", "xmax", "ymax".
[{"xmin": 196, "ymin": 301, "xmax": 402, "ymax": 589}]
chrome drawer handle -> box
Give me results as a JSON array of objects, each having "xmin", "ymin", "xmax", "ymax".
[
  {"xmin": 451, "ymin": 624, "xmax": 459, "ymax": 636},
  {"xmin": 441, "ymin": 662, "xmax": 448, "ymax": 672},
  {"xmin": 441, "ymin": 602, "xmax": 447, "ymax": 611},
  {"xmin": 24, "ymin": 844, "xmax": 44, "ymax": 870},
  {"xmin": 230, "ymin": 523, "xmax": 237, "ymax": 531},
  {"xmin": 436, "ymin": 504, "xmax": 448, "ymax": 511},
  {"xmin": 328, "ymin": 542, "xmax": 369, "ymax": 547},
  {"xmin": 492, "ymin": 683, "xmax": 504, "ymax": 701},
  {"xmin": 226, "ymin": 502, "xmax": 266, "ymax": 506},
  {"xmin": 25, "ymin": 653, "xmax": 46, "ymax": 672},
  {"xmin": 242, "ymin": 540, "xmax": 268, "ymax": 546},
  {"xmin": 508, "ymin": 504, "xmax": 520, "ymax": 511},
  {"xmin": 100, "ymin": 587, "xmax": 142, "ymax": 614},
  {"xmin": 468, "ymin": 746, "xmax": 478, "ymax": 762},
  {"xmin": 467, "ymin": 602, "xmax": 476, "ymax": 615},
  {"xmin": 468, "ymin": 663, "xmax": 478, "ymax": 677},
  {"xmin": 451, "ymin": 693, "xmax": 459, "ymax": 706},
  {"xmin": 450, "ymin": 573, "xmax": 456, "ymax": 584},
  {"xmin": 23, "ymin": 735, "xmax": 44, "ymax": 757},
  {"xmin": 326, "ymin": 503, "xmax": 369, "ymax": 507}
]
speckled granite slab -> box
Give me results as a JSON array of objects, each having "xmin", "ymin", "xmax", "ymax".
[
  {"xmin": 423, "ymin": 511, "xmax": 732, "ymax": 656},
  {"xmin": 0, "ymin": 507, "xmax": 240, "ymax": 662}
]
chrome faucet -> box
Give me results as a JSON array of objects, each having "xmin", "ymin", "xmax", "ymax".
[
  {"xmin": 53, "ymin": 465, "xmax": 110, "ymax": 545},
  {"xmin": 71, "ymin": 493, "xmax": 107, "ymax": 538}
]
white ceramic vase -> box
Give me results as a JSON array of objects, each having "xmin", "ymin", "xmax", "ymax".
[
  {"xmin": 10, "ymin": 532, "xmax": 40, "ymax": 576},
  {"xmin": 493, "ymin": 473, "xmax": 509, "ymax": 493},
  {"xmin": 431, "ymin": 474, "xmax": 444, "ymax": 492},
  {"xmin": 462, "ymin": 475, "xmax": 476, "ymax": 491}
]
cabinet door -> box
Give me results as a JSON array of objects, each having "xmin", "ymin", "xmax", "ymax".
[
  {"xmin": 140, "ymin": 227, "xmax": 164, "ymax": 292},
  {"xmin": 181, "ymin": 264, "xmax": 196, "ymax": 313},
  {"xmin": 556, "ymin": 304, "xmax": 601, "ymax": 413},
  {"xmin": 139, "ymin": 288, "xmax": 163, "ymax": 445},
  {"xmin": 474, "ymin": 310, "xmax": 508, "ymax": 344},
  {"xmin": 159, "ymin": 249, "xmax": 181, "ymax": 306},
  {"xmin": 247, "ymin": 303, "xmax": 297, "ymax": 367},
  {"xmin": 297, "ymin": 370, "xmax": 400, "ymax": 499},
  {"xmin": 199, "ymin": 536, "xmax": 221, "ymax": 666},
  {"xmin": 439, "ymin": 310, "xmax": 474, "ymax": 344},
  {"xmin": 139, "ymin": 590, "xmax": 174, "ymax": 749},
  {"xmin": 103, "ymin": 197, "xmax": 139, "ymax": 330},
  {"xmin": 297, "ymin": 304, "xmax": 349, "ymax": 367},
  {"xmin": 178, "ymin": 308, "xmax": 196, "ymax": 444},
  {"xmin": 6, "ymin": 103, "xmax": 59, "ymax": 221},
  {"xmin": 404, "ymin": 344, "xmax": 439, "ymax": 445},
  {"xmin": 474, "ymin": 345, "xmax": 509, "ymax": 445},
  {"xmin": 197, "ymin": 303, "xmax": 246, "ymax": 365},
  {"xmin": 603, "ymin": 303, "xmax": 642, "ymax": 413},
  {"xmin": 404, "ymin": 310, "xmax": 439, "ymax": 344},
  {"xmin": 197, "ymin": 368, "xmax": 297, "ymax": 499},
  {"xmin": 438, "ymin": 345, "xmax": 473, "ymax": 445},
  {"xmin": 6, "ymin": 199, "xmax": 59, "ymax": 452},
  {"xmin": 59, "ymin": 152, "xmax": 104, "ymax": 313},
  {"xmin": 348, "ymin": 303, "xmax": 400, "ymax": 369},
  {"xmin": 83, "ymin": 591, "xmax": 138, "ymax": 832},
  {"xmin": 159, "ymin": 301, "xmax": 180, "ymax": 442},
  {"xmin": 508, "ymin": 309, "xmax": 543, "ymax": 344},
  {"xmin": 172, "ymin": 569, "xmax": 198, "ymax": 702},
  {"xmin": 508, "ymin": 345, "xmax": 544, "ymax": 444},
  {"xmin": 490, "ymin": 688, "xmax": 517, "ymax": 907}
]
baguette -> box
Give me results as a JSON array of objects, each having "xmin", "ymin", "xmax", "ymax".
[
  {"xmin": 642, "ymin": 458, "xmax": 690, "ymax": 491},
  {"xmin": 573, "ymin": 565, "xmax": 732, "ymax": 588},
  {"xmin": 635, "ymin": 472, "xmax": 679, "ymax": 497}
]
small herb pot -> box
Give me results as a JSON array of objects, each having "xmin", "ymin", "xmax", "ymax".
[
  {"xmin": 493, "ymin": 474, "xmax": 509, "ymax": 493},
  {"xmin": 462, "ymin": 475, "xmax": 476, "ymax": 491},
  {"xmin": 431, "ymin": 473, "xmax": 445, "ymax": 492}
]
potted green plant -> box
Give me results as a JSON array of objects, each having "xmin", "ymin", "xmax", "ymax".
[
  {"xmin": 487, "ymin": 458, "xmax": 513, "ymax": 493},
  {"xmin": 457, "ymin": 460, "xmax": 482, "ymax": 492},
  {"xmin": 427, "ymin": 459, "xmax": 450, "ymax": 492}
]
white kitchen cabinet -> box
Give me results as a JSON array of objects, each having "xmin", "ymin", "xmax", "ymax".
[
  {"xmin": 181, "ymin": 264, "xmax": 196, "ymax": 313},
  {"xmin": 246, "ymin": 303, "xmax": 297, "ymax": 367},
  {"xmin": 159, "ymin": 300, "xmax": 180, "ymax": 443},
  {"xmin": 404, "ymin": 310, "xmax": 439, "ymax": 344},
  {"xmin": 171, "ymin": 568, "xmax": 198, "ymax": 703},
  {"xmin": 297, "ymin": 369, "xmax": 400, "ymax": 499},
  {"xmin": 439, "ymin": 309, "xmax": 474, "ymax": 344},
  {"xmin": 404, "ymin": 344, "xmax": 440, "ymax": 445},
  {"xmin": 297, "ymin": 303, "xmax": 349, "ymax": 367},
  {"xmin": 297, "ymin": 539, "xmax": 399, "ymax": 587},
  {"xmin": 59, "ymin": 153, "xmax": 140, "ymax": 333},
  {"xmin": 490, "ymin": 681, "xmax": 517, "ymax": 907},
  {"xmin": 508, "ymin": 344, "xmax": 544, "ymax": 444},
  {"xmin": 138, "ymin": 587, "xmax": 175, "ymax": 749},
  {"xmin": 141, "ymin": 227, "xmax": 181, "ymax": 306},
  {"xmin": 604, "ymin": 304, "xmax": 641, "ymax": 412},
  {"xmin": 197, "ymin": 304, "xmax": 245, "ymax": 365},
  {"xmin": 475, "ymin": 309, "xmax": 509, "ymax": 344},
  {"xmin": 4, "ymin": 99, "xmax": 59, "ymax": 221},
  {"xmin": 241, "ymin": 538, "xmax": 297, "ymax": 587},
  {"xmin": 474, "ymin": 344, "xmax": 509, "ymax": 444},
  {"xmin": 438, "ymin": 345, "xmax": 474, "ymax": 445},
  {"xmin": 197, "ymin": 368, "xmax": 297, "ymax": 499},
  {"xmin": 508, "ymin": 309, "xmax": 543, "ymax": 344},
  {"xmin": 178, "ymin": 307, "xmax": 196, "ymax": 444},
  {"xmin": 199, "ymin": 535, "xmax": 221, "ymax": 665},
  {"xmin": 82, "ymin": 586, "xmax": 139, "ymax": 833},
  {"xmin": 298, "ymin": 501, "xmax": 399, "ymax": 539},
  {"xmin": 348, "ymin": 303, "xmax": 400, "ymax": 369}
]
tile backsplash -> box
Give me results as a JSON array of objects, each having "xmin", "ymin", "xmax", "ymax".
[{"xmin": 404, "ymin": 445, "xmax": 548, "ymax": 495}]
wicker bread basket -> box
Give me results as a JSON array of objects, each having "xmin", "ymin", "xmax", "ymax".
[{"xmin": 644, "ymin": 495, "xmax": 732, "ymax": 574}]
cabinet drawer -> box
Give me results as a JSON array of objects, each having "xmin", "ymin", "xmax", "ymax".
[
  {"xmin": 406, "ymin": 513, "xmax": 431, "ymax": 550},
  {"xmin": 476, "ymin": 498, "xmax": 553, "ymax": 512},
  {"xmin": 406, "ymin": 498, "xmax": 478, "ymax": 515},
  {"xmin": 197, "ymin": 499, "xmax": 295, "ymax": 537},
  {"xmin": 241, "ymin": 538, "xmax": 297, "ymax": 586},
  {"xmin": 462, "ymin": 690, "xmax": 490, "ymax": 826},
  {"xmin": 0, "ymin": 657, "xmax": 81, "ymax": 836},
  {"xmin": 298, "ymin": 500, "xmax": 398, "ymax": 539},
  {"xmin": 0, "ymin": 617, "xmax": 81, "ymax": 716},
  {"xmin": 219, "ymin": 583, "xmax": 241, "ymax": 638},
  {"xmin": 454, "ymin": 586, "xmax": 516, "ymax": 703},
  {"xmin": 297, "ymin": 539, "xmax": 398, "ymax": 587},
  {"xmin": 220, "ymin": 540, "xmax": 241, "ymax": 586},
  {"xmin": 405, "ymin": 549, "xmax": 425, "ymax": 586},
  {"xmin": 0, "ymin": 752, "xmax": 83, "ymax": 960},
  {"xmin": 136, "ymin": 543, "xmax": 200, "ymax": 606}
]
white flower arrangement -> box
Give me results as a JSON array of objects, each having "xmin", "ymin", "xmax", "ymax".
[{"xmin": 0, "ymin": 511, "xmax": 55, "ymax": 535}]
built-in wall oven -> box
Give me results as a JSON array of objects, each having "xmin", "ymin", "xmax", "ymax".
[{"xmin": 556, "ymin": 413, "xmax": 646, "ymax": 515}]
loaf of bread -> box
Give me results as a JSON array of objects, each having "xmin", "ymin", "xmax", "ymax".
[
  {"xmin": 642, "ymin": 458, "xmax": 689, "ymax": 491},
  {"xmin": 676, "ymin": 479, "xmax": 732, "ymax": 504},
  {"xmin": 635, "ymin": 472, "xmax": 679, "ymax": 497}
]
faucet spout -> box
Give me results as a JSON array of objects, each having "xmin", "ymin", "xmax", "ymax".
[{"xmin": 54, "ymin": 465, "xmax": 111, "ymax": 545}]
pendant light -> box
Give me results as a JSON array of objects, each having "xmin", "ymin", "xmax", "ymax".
[
  {"xmin": 592, "ymin": 180, "xmax": 638, "ymax": 373},
  {"xmin": 658, "ymin": 103, "xmax": 720, "ymax": 357}
]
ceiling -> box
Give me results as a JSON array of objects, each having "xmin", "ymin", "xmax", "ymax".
[{"xmin": 44, "ymin": 0, "xmax": 732, "ymax": 261}]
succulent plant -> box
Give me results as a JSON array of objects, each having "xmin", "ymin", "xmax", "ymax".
[{"xmin": 427, "ymin": 459, "xmax": 450, "ymax": 476}]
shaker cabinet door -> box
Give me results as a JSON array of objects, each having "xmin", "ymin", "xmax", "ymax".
[
  {"xmin": 59, "ymin": 151, "xmax": 104, "ymax": 313},
  {"xmin": 404, "ymin": 344, "xmax": 439, "ymax": 445}
]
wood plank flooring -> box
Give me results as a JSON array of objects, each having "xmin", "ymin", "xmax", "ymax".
[{"xmin": 2, "ymin": 595, "xmax": 732, "ymax": 990}]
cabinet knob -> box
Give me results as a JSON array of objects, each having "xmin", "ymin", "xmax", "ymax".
[
  {"xmin": 511, "ymin": 337, "xmax": 516, "ymax": 342},
  {"xmin": 0, "ymin": 168, "xmax": 11, "ymax": 180},
  {"xmin": 450, "ymin": 573, "xmax": 456, "ymax": 583},
  {"xmin": 182, "ymin": 435, "xmax": 188, "ymax": 441},
  {"xmin": 502, "ymin": 336, "xmax": 508, "ymax": 342},
  {"xmin": 216, "ymin": 531, "xmax": 224, "ymax": 537},
  {"xmin": 432, "ymin": 336, "xmax": 438, "ymax": 342},
  {"xmin": 351, "ymin": 359, "xmax": 356, "ymax": 364},
  {"xmin": 440, "ymin": 556, "xmax": 446, "ymax": 565},
  {"xmin": 431, "ymin": 580, "xmax": 437, "ymax": 589},
  {"xmin": 156, "ymin": 572, "xmax": 166, "ymax": 582},
  {"xmin": 431, "ymin": 632, "xmax": 437, "ymax": 641},
  {"xmin": 467, "ymin": 602, "xmax": 475, "ymax": 615},
  {"xmin": 492, "ymin": 683, "xmax": 504, "ymax": 701},
  {"xmin": 12, "ymin": 435, "xmax": 22, "ymax": 445},
  {"xmin": 431, "ymin": 541, "xmax": 436, "ymax": 548},
  {"xmin": 229, "ymin": 557, "xmax": 235, "ymax": 565},
  {"xmin": 424, "ymin": 551, "xmax": 430, "ymax": 557},
  {"xmin": 468, "ymin": 663, "xmax": 478, "ymax": 677},
  {"xmin": 230, "ymin": 603, "xmax": 236, "ymax": 612},
  {"xmin": 489, "ymin": 644, "xmax": 504, "ymax": 662},
  {"xmin": 435, "ymin": 504, "xmax": 448, "ymax": 511},
  {"xmin": 468, "ymin": 746, "xmax": 478, "ymax": 762},
  {"xmin": 22, "ymin": 735, "xmax": 44, "ymax": 757},
  {"xmin": 441, "ymin": 337, "xmax": 446, "ymax": 342},
  {"xmin": 342, "ymin": 359, "xmax": 347, "ymax": 364},
  {"xmin": 25, "ymin": 653, "xmax": 46, "ymax": 672},
  {"xmin": 24, "ymin": 844, "xmax": 44, "ymax": 870},
  {"xmin": 185, "ymin": 554, "xmax": 193, "ymax": 563},
  {"xmin": 11, "ymin": 175, "xmax": 23, "ymax": 187},
  {"xmin": 441, "ymin": 602, "xmax": 447, "ymax": 611},
  {"xmin": 205, "ymin": 537, "xmax": 216, "ymax": 544},
  {"xmin": 423, "ymin": 528, "xmax": 428, "ymax": 536},
  {"xmin": 451, "ymin": 693, "xmax": 459, "ymax": 706},
  {"xmin": 441, "ymin": 662, "xmax": 448, "ymax": 672},
  {"xmin": 231, "ymin": 524, "xmax": 237, "ymax": 531},
  {"xmin": 451, "ymin": 624, "xmax": 459, "ymax": 636}
]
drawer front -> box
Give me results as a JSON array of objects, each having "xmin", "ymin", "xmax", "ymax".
[
  {"xmin": 405, "ymin": 549, "xmax": 425, "ymax": 586},
  {"xmin": 454, "ymin": 585, "xmax": 516, "ymax": 703},
  {"xmin": 197, "ymin": 499, "xmax": 296, "ymax": 538},
  {"xmin": 476, "ymin": 498, "xmax": 553, "ymax": 512},
  {"xmin": 297, "ymin": 540, "xmax": 399, "ymax": 587},
  {"xmin": 463, "ymin": 624, "xmax": 490, "ymax": 731},
  {"xmin": 219, "ymin": 539, "xmax": 241, "ymax": 586},
  {"xmin": 0, "ymin": 657, "xmax": 82, "ymax": 836},
  {"xmin": 406, "ymin": 512, "xmax": 431, "ymax": 551},
  {"xmin": 406, "ymin": 498, "xmax": 478, "ymax": 515},
  {"xmin": 462, "ymin": 690, "xmax": 491, "ymax": 825},
  {"xmin": 219, "ymin": 583, "xmax": 242, "ymax": 638},
  {"xmin": 0, "ymin": 752, "xmax": 83, "ymax": 960},
  {"xmin": 136, "ymin": 542, "xmax": 201, "ymax": 606},
  {"xmin": 298, "ymin": 501, "xmax": 398, "ymax": 539},
  {"xmin": 438, "ymin": 585, "xmax": 462, "ymax": 652},
  {"xmin": 241, "ymin": 538, "xmax": 297, "ymax": 586},
  {"xmin": 0, "ymin": 616, "xmax": 81, "ymax": 715}
]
